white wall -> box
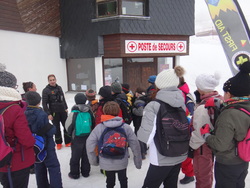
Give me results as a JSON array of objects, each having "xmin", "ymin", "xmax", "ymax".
[{"xmin": 0, "ymin": 30, "xmax": 67, "ymax": 95}]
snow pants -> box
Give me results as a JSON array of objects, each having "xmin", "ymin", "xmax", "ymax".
[
  {"xmin": 214, "ymin": 161, "xmax": 249, "ymax": 188},
  {"xmin": 193, "ymin": 143, "xmax": 214, "ymax": 188},
  {"xmin": 142, "ymin": 163, "xmax": 181, "ymax": 188},
  {"xmin": 70, "ymin": 136, "xmax": 90, "ymax": 177},
  {"xmin": 35, "ymin": 148, "xmax": 62, "ymax": 188},
  {"xmin": 52, "ymin": 111, "xmax": 71, "ymax": 145},
  {"xmin": 0, "ymin": 166, "xmax": 30, "ymax": 188},
  {"xmin": 181, "ymin": 157, "xmax": 194, "ymax": 177},
  {"xmin": 105, "ymin": 168, "xmax": 127, "ymax": 188}
]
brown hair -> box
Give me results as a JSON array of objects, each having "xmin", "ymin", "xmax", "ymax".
[
  {"xmin": 48, "ymin": 74, "xmax": 56, "ymax": 80},
  {"xmin": 103, "ymin": 101, "xmax": 120, "ymax": 116},
  {"xmin": 22, "ymin": 82, "xmax": 34, "ymax": 92}
]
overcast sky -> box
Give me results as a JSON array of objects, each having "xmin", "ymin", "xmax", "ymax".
[{"xmin": 195, "ymin": 0, "xmax": 250, "ymax": 33}]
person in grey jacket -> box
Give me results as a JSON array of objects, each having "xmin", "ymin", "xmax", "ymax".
[
  {"xmin": 86, "ymin": 101, "xmax": 142, "ymax": 188},
  {"xmin": 138, "ymin": 66, "xmax": 186, "ymax": 188},
  {"xmin": 201, "ymin": 61, "xmax": 250, "ymax": 188}
]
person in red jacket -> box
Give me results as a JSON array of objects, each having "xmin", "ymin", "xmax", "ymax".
[{"xmin": 0, "ymin": 63, "xmax": 35, "ymax": 188}]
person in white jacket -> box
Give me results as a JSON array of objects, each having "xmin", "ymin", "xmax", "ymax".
[{"xmin": 86, "ymin": 101, "xmax": 142, "ymax": 188}]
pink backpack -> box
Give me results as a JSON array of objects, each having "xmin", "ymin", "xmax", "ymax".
[{"xmin": 230, "ymin": 107, "xmax": 250, "ymax": 162}]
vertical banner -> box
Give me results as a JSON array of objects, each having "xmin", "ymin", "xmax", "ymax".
[{"xmin": 205, "ymin": 0, "xmax": 250, "ymax": 75}]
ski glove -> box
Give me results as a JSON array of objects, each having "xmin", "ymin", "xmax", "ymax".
[{"xmin": 200, "ymin": 124, "xmax": 210, "ymax": 137}]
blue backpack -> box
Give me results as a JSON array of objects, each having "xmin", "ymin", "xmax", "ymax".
[
  {"xmin": 33, "ymin": 134, "xmax": 47, "ymax": 163},
  {"xmin": 98, "ymin": 124, "xmax": 128, "ymax": 159}
]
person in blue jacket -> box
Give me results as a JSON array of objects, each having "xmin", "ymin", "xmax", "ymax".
[{"xmin": 25, "ymin": 91, "xmax": 63, "ymax": 188}]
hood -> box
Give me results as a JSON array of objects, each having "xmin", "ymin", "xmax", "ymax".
[
  {"xmin": 102, "ymin": 116, "xmax": 124, "ymax": 128},
  {"xmin": 156, "ymin": 87, "xmax": 185, "ymax": 108},
  {"xmin": 46, "ymin": 84, "xmax": 59, "ymax": 90},
  {"xmin": 178, "ymin": 82, "xmax": 190, "ymax": 95},
  {"xmin": 72, "ymin": 104, "xmax": 90, "ymax": 112},
  {"xmin": 113, "ymin": 93, "xmax": 127, "ymax": 100}
]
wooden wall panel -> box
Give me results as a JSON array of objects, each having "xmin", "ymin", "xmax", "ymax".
[{"xmin": 0, "ymin": 0, "xmax": 24, "ymax": 32}]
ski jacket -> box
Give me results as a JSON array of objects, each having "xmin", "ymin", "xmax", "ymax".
[
  {"xmin": 86, "ymin": 116, "xmax": 142, "ymax": 171},
  {"xmin": 25, "ymin": 106, "xmax": 56, "ymax": 150},
  {"xmin": 95, "ymin": 98, "xmax": 112, "ymax": 126},
  {"xmin": 137, "ymin": 87, "xmax": 187, "ymax": 166},
  {"xmin": 65, "ymin": 104, "xmax": 95, "ymax": 138},
  {"xmin": 42, "ymin": 84, "xmax": 68, "ymax": 114},
  {"xmin": 0, "ymin": 86, "xmax": 35, "ymax": 172},
  {"xmin": 206, "ymin": 100, "xmax": 250, "ymax": 165},
  {"xmin": 189, "ymin": 91, "xmax": 222, "ymax": 150}
]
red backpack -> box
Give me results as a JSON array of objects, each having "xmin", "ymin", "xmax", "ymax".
[{"xmin": 0, "ymin": 105, "xmax": 17, "ymax": 168}]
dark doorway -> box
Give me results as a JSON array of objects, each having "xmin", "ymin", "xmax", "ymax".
[{"xmin": 123, "ymin": 58, "xmax": 157, "ymax": 93}]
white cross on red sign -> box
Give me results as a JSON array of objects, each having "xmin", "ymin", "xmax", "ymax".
[{"xmin": 125, "ymin": 40, "xmax": 187, "ymax": 54}]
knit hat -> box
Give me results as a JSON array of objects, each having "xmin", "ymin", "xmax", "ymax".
[
  {"xmin": 85, "ymin": 89, "xmax": 96, "ymax": 101},
  {"xmin": 155, "ymin": 66, "xmax": 184, "ymax": 89},
  {"xmin": 98, "ymin": 86, "xmax": 112, "ymax": 98},
  {"xmin": 111, "ymin": 82, "xmax": 122, "ymax": 94},
  {"xmin": 121, "ymin": 83, "xmax": 130, "ymax": 94},
  {"xmin": 195, "ymin": 72, "xmax": 221, "ymax": 92},
  {"xmin": 223, "ymin": 61, "xmax": 250, "ymax": 96},
  {"xmin": 74, "ymin": 93, "xmax": 87, "ymax": 104},
  {"xmin": 148, "ymin": 75, "xmax": 156, "ymax": 84},
  {"xmin": 0, "ymin": 63, "xmax": 17, "ymax": 88},
  {"xmin": 25, "ymin": 91, "xmax": 41, "ymax": 106}
]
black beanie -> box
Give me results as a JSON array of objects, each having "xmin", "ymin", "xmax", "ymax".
[
  {"xmin": 223, "ymin": 61, "xmax": 250, "ymax": 97},
  {"xmin": 25, "ymin": 91, "xmax": 41, "ymax": 106},
  {"xmin": 74, "ymin": 93, "xmax": 87, "ymax": 104},
  {"xmin": 121, "ymin": 83, "xmax": 130, "ymax": 94},
  {"xmin": 98, "ymin": 86, "xmax": 112, "ymax": 98}
]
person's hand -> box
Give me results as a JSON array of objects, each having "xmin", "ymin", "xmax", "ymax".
[
  {"xmin": 65, "ymin": 109, "xmax": 68, "ymax": 113},
  {"xmin": 200, "ymin": 124, "xmax": 210, "ymax": 135},
  {"xmin": 48, "ymin": 115, "xmax": 53, "ymax": 121}
]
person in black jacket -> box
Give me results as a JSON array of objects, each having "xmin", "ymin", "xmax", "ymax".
[{"xmin": 42, "ymin": 74, "xmax": 71, "ymax": 150}]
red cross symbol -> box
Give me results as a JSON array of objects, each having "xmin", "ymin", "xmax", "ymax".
[
  {"xmin": 177, "ymin": 42, "xmax": 185, "ymax": 52},
  {"xmin": 127, "ymin": 41, "xmax": 137, "ymax": 52}
]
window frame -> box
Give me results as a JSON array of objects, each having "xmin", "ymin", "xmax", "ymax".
[{"xmin": 96, "ymin": 0, "xmax": 146, "ymax": 18}]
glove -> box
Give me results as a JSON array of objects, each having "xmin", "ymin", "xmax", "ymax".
[
  {"xmin": 188, "ymin": 147, "xmax": 194, "ymax": 158},
  {"xmin": 200, "ymin": 124, "xmax": 210, "ymax": 136}
]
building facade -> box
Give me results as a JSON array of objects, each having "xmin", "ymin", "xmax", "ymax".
[{"xmin": 60, "ymin": 0, "xmax": 195, "ymax": 92}]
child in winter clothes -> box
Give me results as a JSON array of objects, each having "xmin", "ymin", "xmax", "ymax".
[
  {"xmin": 66, "ymin": 93, "xmax": 95, "ymax": 179},
  {"xmin": 189, "ymin": 72, "xmax": 223, "ymax": 188},
  {"xmin": 95, "ymin": 86, "xmax": 113, "ymax": 126},
  {"xmin": 86, "ymin": 89, "xmax": 98, "ymax": 116},
  {"xmin": 86, "ymin": 101, "xmax": 142, "ymax": 188},
  {"xmin": 201, "ymin": 61, "xmax": 250, "ymax": 188},
  {"xmin": 132, "ymin": 87, "xmax": 147, "ymax": 159},
  {"xmin": 25, "ymin": 91, "xmax": 63, "ymax": 188},
  {"xmin": 121, "ymin": 83, "xmax": 133, "ymax": 105},
  {"xmin": 176, "ymin": 66, "xmax": 195, "ymax": 185}
]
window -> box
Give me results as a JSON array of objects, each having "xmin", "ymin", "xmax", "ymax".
[
  {"xmin": 67, "ymin": 58, "xmax": 96, "ymax": 91},
  {"xmin": 97, "ymin": 0, "xmax": 146, "ymax": 17},
  {"xmin": 104, "ymin": 58, "xmax": 123, "ymax": 85},
  {"xmin": 157, "ymin": 57, "xmax": 174, "ymax": 73}
]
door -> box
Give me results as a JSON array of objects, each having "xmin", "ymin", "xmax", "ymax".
[{"xmin": 123, "ymin": 58, "xmax": 157, "ymax": 93}]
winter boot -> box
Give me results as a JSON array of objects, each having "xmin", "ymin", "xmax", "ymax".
[{"xmin": 180, "ymin": 175, "xmax": 195, "ymax": 184}]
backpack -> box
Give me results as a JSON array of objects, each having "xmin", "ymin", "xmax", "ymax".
[
  {"xmin": 72, "ymin": 110, "xmax": 92, "ymax": 136},
  {"xmin": 0, "ymin": 105, "xmax": 16, "ymax": 168},
  {"xmin": 33, "ymin": 134, "xmax": 47, "ymax": 163},
  {"xmin": 226, "ymin": 106, "xmax": 250, "ymax": 162},
  {"xmin": 154, "ymin": 100, "xmax": 190, "ymax": 157},
  {"xmin": 116, "ymin": 98, "xmax": 132, "ymax": 125},
  {"xmin": 98, "ymin": 124, "xmax": 128, "ymax": 159},
  {"xmin": 31, "ymin": 122, "xmax": 54, "ymax": 163}
]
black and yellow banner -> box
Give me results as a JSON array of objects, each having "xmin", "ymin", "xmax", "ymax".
[{"xmin": 205, "ymin": 0, "xmax": 250, "ymax": 75}]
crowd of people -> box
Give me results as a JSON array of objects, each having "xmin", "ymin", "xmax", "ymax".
[{"xmin": 0, "ymin": 60, "xmax": 249, "ymax": 188}]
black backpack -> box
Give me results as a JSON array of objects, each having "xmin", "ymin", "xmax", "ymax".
[
  {"xmin": 116, "ymin": 98, "xmax": 132, "ymax": 125},
  {"xmin": 154, "ymin": 100, "xmax": 190, "ymax": 157}
]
